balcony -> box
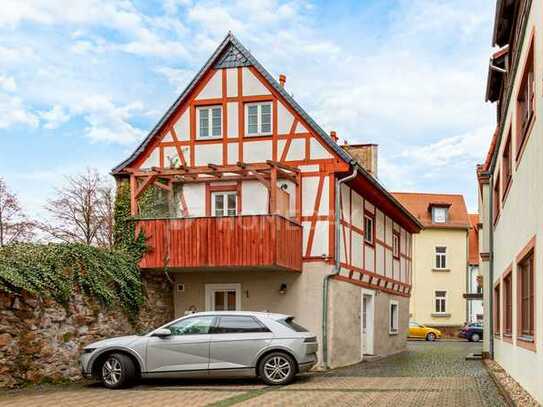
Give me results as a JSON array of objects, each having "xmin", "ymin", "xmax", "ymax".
[{"xmin": 136, "ymin": 215, "xmax": 303, "ymax": 272}]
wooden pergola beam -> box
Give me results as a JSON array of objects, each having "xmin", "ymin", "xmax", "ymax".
[{"xmin": 135, "ymin": 175, "xmax": 157, "ymax": 199}]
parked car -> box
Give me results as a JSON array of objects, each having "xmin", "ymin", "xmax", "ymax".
[
  {"xmin": 80, "ymin": 311, "xmax": 318, "ymax": 389},
  {"xmin": 408, "ymin": 321, "xmax": 442, "ymax": 341},
  {"xmin": 458, "ymin": 322, "xmax": 483, "ymax": 342}
]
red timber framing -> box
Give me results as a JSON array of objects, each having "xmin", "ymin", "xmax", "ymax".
[
  {"xmin": 112, "ymin": 34, "xmax": 421, "ymax": 296},
  {"xmin": 335, "ymin": 184, "xmax": 413, "ymax": 298}
]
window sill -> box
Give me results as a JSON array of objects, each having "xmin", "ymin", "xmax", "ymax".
[
  {"xmin": 431, "ymin": 313, "xmax": 451, "ymax": 318},
  {"xmin": 502, "ymin": 176, "xmax": 512, "ymax": 205},
  {"xmin": 364, "ymin": 241, "xmax": 375, "ymax": 248},
  {"xmin": 389, "ymin": 330, "xmax": 398, "ymax": 336},
  {"xmin": 517, "ymin": 336, "xmax": 536, "ymax": 352},
  {"xmin": 245, "ymin": 133, "xmax": 273, "ymax": 138},
  {"xmin": 196, "ymin": 136, "xmax": 223, "ymax": 141},
  {"xmin": 432, "ymin": 268, "xmax": 450, "ymax": 272},
  {"xmin": 503, "ymin": 333, "xmax": 513, "ymax": 343}
]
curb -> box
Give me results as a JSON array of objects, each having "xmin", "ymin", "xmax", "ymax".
[{"xmin": 483, "ymin": 361, "xmax": 515, "ymax": 407}]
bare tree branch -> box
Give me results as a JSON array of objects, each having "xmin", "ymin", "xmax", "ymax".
[
  {"xmin": 0, "ymin": 178, "xmax": 34, "ymax": 246},
  {"xmin": 39, "ymin": 169, "xmax": 114, "ymax": 248}
]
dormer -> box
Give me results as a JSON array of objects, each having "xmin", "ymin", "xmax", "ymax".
[{"xmin": 428, "ymin": 203, "xmax": 452, "ymax": 224}]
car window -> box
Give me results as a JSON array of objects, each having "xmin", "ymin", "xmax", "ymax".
[
  {"xmin": 277, "ymin": 317, "xmax": 308, "ymax": 332},
  {"xmin": 213, "ymin": 316, "xmax": 270, "ymax": 334},
  {"xmin": 167, "ymin": 316, "xmax": 215, "ymax": 335},
  {"xmin": 409, "ymin": 322, "xmax": 421, "ymax": 327}
]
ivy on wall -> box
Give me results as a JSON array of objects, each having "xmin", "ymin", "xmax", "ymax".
[
  {"xmin": 0, "ymin": 243, "xmax": 144, "ymax": 316},
  {"xmin": 0, "ymin": 180, "xmax": 152, "ymax": 318}
]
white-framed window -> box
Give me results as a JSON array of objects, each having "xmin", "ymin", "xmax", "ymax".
[
  {"xmin": 432, "ymin": 207, "xmax": 447, "ymax": 223},
  {"xmin": 212, "ymin": 191, "xmax": 237, "ymax": 216},
  {"xmin": 197, "ymin": 105, "xmax": 222, "ymax": 139},
  {"xmin": 364, "ymin": 214, "xmax": 374, "ymax": 245},
  {"xmin": 392, "ymin": 232, "xmax": 400, "ymax": 259},
  {"xmin": 205, "ymin": 283, "xmax": 241, "ymax": 311},
  {"xmin": 435, "ymin": 246, "xmax": 447, "ymax": 269},
  {"xmin": 389, "ymin": 301, "xmax": 399, "ymax": 334},
  {"xmin": 434, "ymin": 290, "xmax": 447, "ymax": 314},
  {"xmin": 245, "ymin": 102, "xmax": 272, "ymax": 136}
]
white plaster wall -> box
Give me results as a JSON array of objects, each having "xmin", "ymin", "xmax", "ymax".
[
  {"xmin": 295, "ymin": 122, "xmax": 308, "ymax": 133},
  {"xmin": 227, "ymin": 102, "xmax": 238, "ymax": 138},
  {"xmin": 183, "ymin": 184, "xmax": 205, "ymax": 216},
  {"xmin": 241, "ymin": 180, "xmax": 268, "ymax": 215},
  {"xmin": 489, "ymin": 3, "xmax": 543, "ymax": 400},
  {"xmin": 352, "ymin": 231, "xmax": 364, "ymax": 268},
  {"xmin": 163, "ymin": 146, "xmax": 179, "ymax": 166},
  {"xmin": 141, "ymin": 147, "xmax": 159, "ymax": 168},
  {"xmin": 242, "ymin": 67, "xmax": 270, "ymax": 96},
  {"xmin": 196, "ymin": 70, "xmax": 222, "ymax": 99},
  {"xmin": 243, "ymin": 140, "xmax": 272, "ymax": 162},
  {"xmin": 226, "ymin": 68, "xmax": 237, "ymax": 97},
  {"xmin": 302, "ymin": 177, "xmax": 319, "ymax": 216},
  {"xmin": 311, "ymin": 221, "xmax": 329, "ymax": 257},
  {"xmin": 194, "ymin": 144, "xmax": 222, "ymax": 166},
  {"xmin": 285, "ymin": 138, "xmax": 306, "ymax": 161},
  {"xmin": 227, "ymin": 143, "xmax": 238, "ymax": 165},
  {"xmin": 365, "ymin": 246, "xmax": 375, "ymax": 273},
  {"xmin": 277, "ymin": 101, "xmax": 294, "ymax": 134},
  {"xmin": 309, "ymin": 138, "xmax": 331, "ymax": 160},
  {"xmin": 173, "ymin": 110, "xmax": 190, "ymax": 140}
]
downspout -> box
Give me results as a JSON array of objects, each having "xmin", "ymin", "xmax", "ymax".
[
  {"xmin": 321, "ymin": 163, "xmax": 358, "ymax": 369},
  {"xmin": 488, "ymin": 173, "xmax": 495, "ymax": 358}
]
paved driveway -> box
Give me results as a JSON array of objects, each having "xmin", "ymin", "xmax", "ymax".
[{"xmin": 0, "ymin": 342, "xmax": 506, "ymax": 407}]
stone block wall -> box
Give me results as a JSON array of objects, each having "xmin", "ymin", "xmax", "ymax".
[{"xmin": 0, "ymin": 271, "xmax": 173, "ymax": 387}]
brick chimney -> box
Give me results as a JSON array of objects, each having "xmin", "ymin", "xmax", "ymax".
[
  {"xmin": 342, "ymin": 143, "xmax": 379, "ymax": 178},
  {"xmin": 330, "ymin": 130, "xmax": 338, "ymax": 142},
  {"xmin": 279, "ymin": 74, "xmax": 286, "ymax": 87}
]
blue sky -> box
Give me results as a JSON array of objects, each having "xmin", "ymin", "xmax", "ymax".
[{"xmin": 0, "ymin": 0, "xmax": 496, "ymax": 218}]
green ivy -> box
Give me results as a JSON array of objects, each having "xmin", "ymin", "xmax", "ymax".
[
  {"xmin": 0, "ymin": 243, "xmax": 144, "ymax": 317},
  {"xmin": 113, "ymin": 181, "xmax": 146, "ymax": 258}
]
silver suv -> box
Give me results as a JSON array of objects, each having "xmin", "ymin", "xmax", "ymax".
[{"xmin": 80, "ymin": 311, "xmax": 318, "ymax": 388}]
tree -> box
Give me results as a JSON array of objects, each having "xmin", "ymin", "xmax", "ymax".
[
  {"xmin": 0, "ymin": 178, "xmax": 34, "ymax": 246},
  {"xmin": 40, "ymin": 169, "xmax": 114, "ymax": 248}
]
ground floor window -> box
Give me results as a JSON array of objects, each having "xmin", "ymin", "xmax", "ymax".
[
  {"xmin": 434, "ymin": 290, "xmax": 447, "ymax": 314},
  {"xmin": 503, "ymin": 270, "xmax": 513, "ymax": 335},
  {"xmin": 389, "ymin": 300, "xmax": 399, "ymax": 334},
  {"xmin": 494, "ymin": 282, "xmax": 501, "ymax": 335},
  {"xmin": 517, "ymin": 249, "xmax": 535, "ymax": 340},
  {"xmin": 205, "ymin": 283, "xmax": 241, "ymax": 311}
]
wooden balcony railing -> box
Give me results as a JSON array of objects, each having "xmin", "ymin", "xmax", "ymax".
[{"xmin": 136, "ymin": 215, "xmax": 302, "ymax": 272}]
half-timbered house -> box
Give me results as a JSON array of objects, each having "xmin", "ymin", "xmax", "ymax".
[{"xmin": 112, "ymin": 33, "xmax": 422, "ymax": 368}]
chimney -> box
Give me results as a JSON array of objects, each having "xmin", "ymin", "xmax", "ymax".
[
  {"xmin": 279, "ymin": 74, "xmax": 286, "ymax": 87},
  {"xmin": 330, "ymin": 130, "xmax": 338, "ymax": 142},
  {"xmin": 341, "ymin": 143, "xmax": 379, "ymax": 178}
]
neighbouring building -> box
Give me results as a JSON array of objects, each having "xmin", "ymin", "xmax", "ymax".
[
  {"xmin": 478, "ymin": 0, "xmax": 543, "ymax": 403},
  {"xmin": 467, "ymin": 213, "xmax": 483, "ymax": 324},
  {"xmin": 112, "ymin": 33, "xmax": 422, "ymax": 369},
  {"xmin": 392, "ymin": 193, "xmax": 470, "ymax": 335}
]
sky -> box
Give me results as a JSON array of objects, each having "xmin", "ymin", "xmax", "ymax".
[{"xmin": 0, "ymin": 0, "xmax": 497, "ymax": 218}]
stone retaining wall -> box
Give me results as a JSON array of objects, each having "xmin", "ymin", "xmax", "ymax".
[{"xmin": 0, "ymin": 271, "xmax": 173, "ymax": 387}]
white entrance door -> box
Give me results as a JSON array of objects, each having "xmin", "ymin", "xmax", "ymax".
[
  {"xmin": 362, "ymin": 293, "xmax": 374, "ymax": 356},
  {"xmin": 205, "ymin": 284, "xmax": 241, "ymax": 311}
]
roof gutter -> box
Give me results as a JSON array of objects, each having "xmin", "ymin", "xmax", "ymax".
[{"xmin": 321, "ymin": 163, "xmax": 358, "ymax": 369}]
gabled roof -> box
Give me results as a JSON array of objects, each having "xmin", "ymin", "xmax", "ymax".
[
  {"xmin": 391, "ymin": 192, "xmax": 470, "ymax": 230},
  {"xmin": 111, "ymin": 32, "xmax": 351, "ymax": 174},
  {"xmin": 111, "ymin": 32, "xmax": 422, "ymax": 233}
]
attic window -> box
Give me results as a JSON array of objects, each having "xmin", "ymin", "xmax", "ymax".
[
  {"xmin": 197, "ymin": 106, "xmax": 222, "ymax": 139},
  {"xmin": 432, "ymin": 207, "xmax": 448, "ymax": 223},
  {"xmin": 245, "ymin": 102, "xmax": 272, "ymax": 136}
]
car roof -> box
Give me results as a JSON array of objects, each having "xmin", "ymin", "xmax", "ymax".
[{"xmin": 189, "ymin": 311, "xmax": 290, "ymax": 320}]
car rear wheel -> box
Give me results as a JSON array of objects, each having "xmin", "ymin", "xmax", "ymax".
[
  {"xmin": 259, "ymin": 352, "xmax": 297, "ymax": 386},
  {"xmin": 470, "ymin": 333, "xmax": 481, "ymax": 342},
  {"xmin": 100, "ymin": 353, "xmax": 137, "ymax": 389},
  {"xmin": 426, "ymin": 332, "xmax": 436, "ymax": 342}
]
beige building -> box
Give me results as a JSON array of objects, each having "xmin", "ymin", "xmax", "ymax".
[
  {"xmin": 478, "ymin": 0, "xmax": 543, "ymax": 403},
  {"xmin": 393, "ymin": 193, "xmax": 470, "ymax": 334},
  {"xmin": 112, "ymin": 33, "xmax": 422, "ymax": 369}
]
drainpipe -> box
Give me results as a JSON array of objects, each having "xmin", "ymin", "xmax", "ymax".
[
  {"xmin": 488, "ymin": 173, "xmax": 495, "ymax": 358},
  {"xmin": 321, "ymin": 163, "xmax": 358, "ymax": 369}
]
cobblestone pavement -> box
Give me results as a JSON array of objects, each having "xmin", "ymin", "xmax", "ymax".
[{"xmin": 0, "ymin": 341, "xmax": 507, "ymax": 407}]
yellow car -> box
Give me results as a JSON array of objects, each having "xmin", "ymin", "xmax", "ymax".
[{"xmin": 408, "ymin": 321, "xmax": 442, "ymax": 341}]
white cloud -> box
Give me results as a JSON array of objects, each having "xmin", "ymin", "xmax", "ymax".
[
  {"xmin": 39, "ymin": 105, "xmax": 70, "ymax": 129},
  {"xmin": 0, "ymin": 75, "xmax": 17, "ymax": 92},
  {"xmin": 75, "ymin": 96, "xmax": 146, "ymax": 144},
  {"xmin": 155, "ymin": 66, "xmax": 196, "ymax": 92},
  {"xmin": 0, "ymin": 93, "xmax": 39, "ymax": 128}
]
